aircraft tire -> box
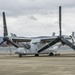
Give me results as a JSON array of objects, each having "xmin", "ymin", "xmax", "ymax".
[
  {"xmin": 49, "ymin": 52, "xmax": 54, "ymax": 56},
  {"xmin": 35, "ymin": 54, "xmax": 39, "ymax": 56},
  {"xmin": 19, "ymin": 54, "xmax": 22, "ymax": 57}
]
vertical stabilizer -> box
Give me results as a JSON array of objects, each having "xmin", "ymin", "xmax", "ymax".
[
  {"xmin": 72, "ymin": 32, "xmax": 75, "ymax": 37},
  {"xmin": 11, "ymin": 33, "xmax": 17, "ymax": 37},
  {"xmin": 52, "ymin": 32, "xmax": 55, "ymax": 36}
]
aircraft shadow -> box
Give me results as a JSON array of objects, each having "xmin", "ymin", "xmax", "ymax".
[{"xmin": 14, "ymin": 54, "xmax": 75, "ymax": 58}]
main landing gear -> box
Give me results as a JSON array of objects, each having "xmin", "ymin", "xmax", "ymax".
[
  {"xmin": 35, "ymin": 54, "xmax": 39, "ymax": 56},
  {"xmin": 49, "ymin": 52, "xmax": 60, "ymax": 56},
  {"xmin": 19, "ymin": 54, "xmax": 23, "ymax": 57},
  {"xmin": 49, "ymin": 52, "xmax": 54, "ymax": 56}
]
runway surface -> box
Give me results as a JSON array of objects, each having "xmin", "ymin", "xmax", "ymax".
[{"xmin": 0, "ymin": 53, "xmax": 75, "ymax": 75}]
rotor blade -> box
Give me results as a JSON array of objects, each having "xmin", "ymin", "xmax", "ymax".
[
  {"xmin": 0, "ymin": 40, "xmax": 5, "ymax": 45},
  {"xmin": 61, "ymin": 38, "xmax": 75, "ymax": 50},
  {"xmin": 8, "ymin": 40, "xmax": 18, "ymax": 48},
  {"xmin": 59, "ymin": 6, "xmax": 62, "ymax": 36},
  {"xmin": 2, "ymin": 12, "xmax": 8, "ymax": 37},
  {"xmin": 38, "ymin": 38, "xmax": 60, "ymax": 53}
]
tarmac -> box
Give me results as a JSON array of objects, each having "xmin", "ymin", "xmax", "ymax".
[{"xmin": 0, "ymin": 52, "xmax": 75, "ymax": 75}]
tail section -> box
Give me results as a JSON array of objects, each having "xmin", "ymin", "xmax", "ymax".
[
  {"xmin": 52, "ymin": 32, "xmax": 55, "ymax": 36},
  {"xmin": 72, "ymin": 32, "xmax": 75, "ymax": 37},
  {"xmin": 70, "ymin": 32, "xmax": 75, "ymax": 44},
  {"xmin": 11, "ymin": 33, "xmax": 17, "ymax": 37}
]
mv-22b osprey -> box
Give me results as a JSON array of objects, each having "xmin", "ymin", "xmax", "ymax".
[{"xmin": 0, "ymin": 6, "xmax": 75, "ymax": 57}]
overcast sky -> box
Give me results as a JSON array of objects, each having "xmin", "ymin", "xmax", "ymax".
[{"xmin": 0, "ymin": 0, "xmax": 75, "ymax": 37}]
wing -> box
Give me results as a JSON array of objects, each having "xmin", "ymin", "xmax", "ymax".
[
  {"xmin": 12, "ymin": 37, "xmax": 31, "ymax": 42},
  {"xmin": 40, "ymin": 35, "xmax": 71, "ymax": 42},
  {"xmin": 40, "ymin": 36, "xmax": 57, "ymax": 42}
]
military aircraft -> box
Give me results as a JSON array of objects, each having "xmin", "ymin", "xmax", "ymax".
[{"xmin": 0, "ymin": 6, "xmax": 75, "ymax": 57}]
